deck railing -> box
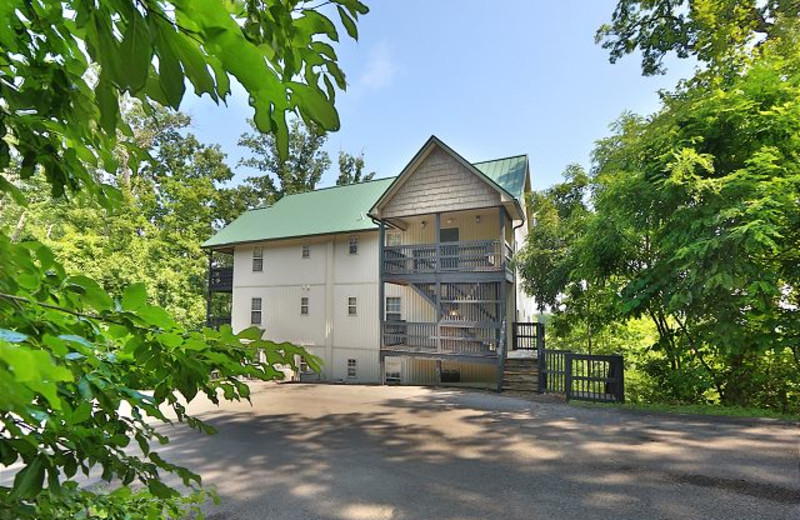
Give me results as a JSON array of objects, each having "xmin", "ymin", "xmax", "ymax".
[
  {"xmin": 383, "ymin": 240, "xmax": 513, "ymax": 277},
  {"xmin": 209, "ymin": 266, "xmax": 233, "ymax": 292},
  {"xmin": 539, "ymin": 350, "xmax": 625, "ymax": 403},
  {"xmin": 381, "ymin": 320, "xmax": 501, "ymax": 357}
]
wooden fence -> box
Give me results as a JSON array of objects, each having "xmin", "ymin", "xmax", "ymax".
[{"xmin": 539, "ymin": 350, "xmax": 625, "ymax": 403}]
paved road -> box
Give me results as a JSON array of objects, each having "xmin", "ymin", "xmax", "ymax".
[{"xmin": 156, "ymin": 384, "xmax": 799, "ymax": 520}]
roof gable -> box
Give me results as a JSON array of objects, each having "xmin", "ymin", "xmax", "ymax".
[{"xmin": 370, "ymin": 136, "xmax": 524, "ymax": 219}]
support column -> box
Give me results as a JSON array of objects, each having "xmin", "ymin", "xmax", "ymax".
[
  {"xmin": 496, "ymin": 206, "xmax": 508, "ymax": 393},
  {"xmin": 434, "ymin": 213, "xmax": 442, "ymax": 385},
  {"xmin": 378, "ymin": 220, "xmax": 386, "ymax": 385},
  {"xmin": 205, "ymin": 251, "xmax": 213, "ymax": 327}
]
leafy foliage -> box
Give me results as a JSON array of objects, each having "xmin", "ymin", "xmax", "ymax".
[
  {"xmin": 336, "ymin": 150, "xmax": 376, "ymax": 185},
  {"xmin": 596, "ymin": 0, "xmax": 800, "ymax": 75},
  {"xmin": 237, "ymin": 118, "xmax": 332, "ymax": 207},
  {"xmin": 521, "ymin": 15, "xmax": 800, "ymax": 410},
  {"xmin": 0, "ymin": 0, "xmax": 365, "ymax": 517}
]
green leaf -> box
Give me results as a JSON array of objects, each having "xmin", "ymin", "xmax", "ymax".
[
  {"xmin": 66, "ymin": 275, "xmax": 113, "ymax": 311},
  {"xmin": 95, "ymin": 72, "xmax": 119, "ymax": 134},
  {"xmin": 122, "ymin": 283, "xmax": 148, "ymax": 311},
  {"xmin": 12, "ymin": 456, "xmax": 45, "ymax": 499},
  {"xmin": 147, "ymin": 479, "xmax": 177, "ymax": 499},
  {"xmin": 136, "ymin": 305, "xmax": 176, "ymax": 329},
  {"xmin": 289, "ymin": 82, "xmax": 340, "ymax": 131},
  {"xmin": 155, "ymin": 30, "xmax": 185, "ymax": 108},
  {"xmin": 337, "ymin": 6, "xmax": 358, "ymax": 40},
  {"xmin": 118, "ymin": 10, "xmax": 152, "ymax": 92}
]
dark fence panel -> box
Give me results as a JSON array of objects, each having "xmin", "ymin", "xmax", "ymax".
[
  {"xmin": 539, "ymin": 350, "xmax": 625, "ymax": 403},
  {"xmin": 511, "ymin": 322, "xmax": 543, "ymax": 351}
]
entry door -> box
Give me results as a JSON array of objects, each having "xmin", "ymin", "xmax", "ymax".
[{"xmin": 440, "ymin": 227, "xmax": 459, "ymax": 270}]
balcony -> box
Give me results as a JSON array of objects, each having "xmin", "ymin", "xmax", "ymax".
[
  {"xmin": 382, "ymin": 240, "xmax": 513, "ymax": 280},
  {"xmin": 382, "ymin": 320, "xmax": 501, "ymax": 359},
  {"xmin": 209, "ymin": 266, "xmax": 233, "ymax": 292}
]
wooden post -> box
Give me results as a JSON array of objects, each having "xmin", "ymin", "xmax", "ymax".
[
  {"xmin": 205, "ymin": 251, "xmax": 213, "ymax": 327},
  {"xmin": 434, "ymin": 213, "xmax": 442, "ymax": 361},
  {"xmin": 378, "ymin": 220, "xmax": 386, "ymax": 385},
  {"xmin": 496, "ymin": 206, "xmax": 507, "ymax": 393},
  {"xmin": 564, "ymin": 352, "xmax": 574, "ymax": 401},
  {"xmin": 434, "ymin": 360, "xmax": 442, "ymax": 386},
  {"xmin": 537, "ymin": 322, "xmax": 546, "ymax": 393}
]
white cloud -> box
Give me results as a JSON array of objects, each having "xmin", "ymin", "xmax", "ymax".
[{"xmin": 358, "ymin": 42, "xmax": 397, "ymax": 90}]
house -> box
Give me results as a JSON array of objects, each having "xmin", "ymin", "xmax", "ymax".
[{"xmin": 203, "ymin": 136, "xmax": 537, "ymax": 389}]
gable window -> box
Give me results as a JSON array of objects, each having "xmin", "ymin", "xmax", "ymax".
[
  {"xmin": 349, "ymin": 235, "xmax": 358, "ymax": 255},
  {"xmin": 300, "ymin": 296, "xmax": 309, "ymax": 316},
  {"xmin": 250, "ymin": 297, "xmax": 262, "ymax": 325},
  {"xmin": 386, "ymin": 297, "xmax": 401, "ymax": 321},
  {"xmin": 252, "ymin": 247, "xmax": 263, "ymax": 272},
  {"xmin": 347, "ymin": 358, "xmax": 357, "ymax": 378},
  {"xmin": 301, "ymin": 244, "xmax": 310, "ymax": 259},
  {"xmin": 386, "ymin": 232, "xmax": 401, "ymax": 247},
  {"xmin": 347, "ymin": 297, "xmax": 357, "ymax": 316}
]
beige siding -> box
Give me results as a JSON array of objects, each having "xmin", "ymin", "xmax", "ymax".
[{"xmin": 382, "ymin": 147, "xmax": 501, "ymax": 218}]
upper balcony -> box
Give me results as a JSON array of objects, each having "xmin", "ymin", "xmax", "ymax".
[
  {"xmin": 382, "ymin": 239, "xmax": 513, "ymax": 282},
  {"xmin": 209, "ymin": 266, "xmax": 233, "ymax": 293}
]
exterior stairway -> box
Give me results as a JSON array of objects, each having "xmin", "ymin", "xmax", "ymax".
[{"xmin": 502, "ymin": 357, "xmax": 538, "ymax": 392}]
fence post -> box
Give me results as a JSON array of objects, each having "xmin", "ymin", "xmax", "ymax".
[
  {"xmin": 616, "ymin": 355, "xmax": 625, "ymax": 403},
  {"xmin": 536, "ymin": 323, "xmax": 546, "ymax": 393},
  {"xmin": 564, "ymin": 352, "xmax": 573, "ymax": 401}
]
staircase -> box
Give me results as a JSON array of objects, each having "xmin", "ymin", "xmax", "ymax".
[{"xmin": 502, "ymin": 357, "xmax": 538, "ymax": 392}]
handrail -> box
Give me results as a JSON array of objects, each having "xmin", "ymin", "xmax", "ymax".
[{"xmin": 383, "ymin": 239, "xmax": 509, "ymax": 275}]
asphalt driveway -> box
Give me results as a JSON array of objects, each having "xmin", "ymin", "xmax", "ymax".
[{"xmin": 157, "ymin": 383, "xmax": 799, "ymax": 520}]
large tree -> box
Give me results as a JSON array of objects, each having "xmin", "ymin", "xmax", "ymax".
[
  {"xmin": 0, "ymin": 0, "xmax": 366, "ymax": 518},
  {"xmin": 596, "ymin": 0, "xmax": 800, "ymax": 75},
  {"xmin": 336, "ymin": 150, "xmax": 376, "ymax": 185},
  {"xmin": 238, "ymin": 118, "xmax": 332, "ymax": 207}
]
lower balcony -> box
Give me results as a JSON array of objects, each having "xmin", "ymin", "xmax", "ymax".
[{"xmin": 381, "ymin": 320, "xmax": 502, "ymax": 360}]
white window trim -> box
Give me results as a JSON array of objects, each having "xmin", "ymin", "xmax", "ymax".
[
  {"xmin": 347, "ymin": 358, "xmax": 357, "ymax": 378},
  {"xmin": 386, "ymin": 232, "xmax": 401, "ymax": 247},
  {"xmin": 348, "ymin": 235, "xmax": 359, "ymax": 255},
  {"xmin": 347, "ymin": 297, "xmax": 357, "ymax": 316},
  {"xmin": 252, "ymin": 247, "xmax": 263, "ymax": 272},
  {"xmin": 250, "ymin": 297, "xmax": 262, "ymax": 325},
  {"xmin": 300, "ymin": 296, "xmax": 309, "ymax": 316},
  {"xmin": 386, "ymin": 296, "xmax": 401, "ymax": 321}
]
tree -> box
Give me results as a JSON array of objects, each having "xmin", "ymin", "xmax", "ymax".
[
  {"xmin": 0, "ymin": 0, "xmax": 367, "ymax": 518},
  {"xmin": 597, "ymin": 0, "xmax": 800, "ymax": 75},
  {"xmin": 238, "ymin": 119, "xmax": 332, "ymax": 207},
  {"xmin": 336, "ymin": 150, "xmax": 376, "ymax": 185}
]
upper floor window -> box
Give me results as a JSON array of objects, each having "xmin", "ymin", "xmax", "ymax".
[
  {"xmin": 301, "ymin": 244, "xmax": 310, "ymax": 259},
  {"xmin": 386, "ymin": 297, "xmax": 401, "ymax": 321},
  {"xmin": 386, "ymin": 232, "xmax": 401, "ymax": 247},
  {"xmin": 252, "ymin": 247, "xmax": 263, "ymax": 272},
  {"xmin": 347, "ymin": 297, "xmax": 357, "ymax": 316},
  {"xmin": 349, "ymin": 235, "xmax": 358, "ymax": 255},
  {"xmin": 300, "ymin": 296, "xmax": 309, "ymax": 315},
  {"xmin": 250, "ymin": 297, "xmax": 262, "ymax": 325}
]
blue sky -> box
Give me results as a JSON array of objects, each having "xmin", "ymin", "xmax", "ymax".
[{"xmin": 182, "ymin": 0, "xmax": 695, "ymax": 191}]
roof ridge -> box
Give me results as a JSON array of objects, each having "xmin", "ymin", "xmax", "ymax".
[
  {"xmin": 276, "ymin": 176, "xmax": 397, "ymax": 201},
  {"xmin": 472, "ymin": 153, "xmax": 528, "ymax": 165}
]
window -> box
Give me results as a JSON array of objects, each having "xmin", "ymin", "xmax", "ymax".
[
  {"xmin": 300, "ymin": 296, "xmax": 309, "ymax": 315},
  {"xmin": 252, "ymin": 247, "xmax": 263, "ymax": 272},
  {"xmin": 250, "ymin": 297, "xmax": 262, "ymax": 325},
  {"xmin": 347, "ymin": 297, "xmax": 357, "ymax": 316},
  {"xmin": 301, "ymin": 244, "xmax": 310, "ymax": 258},
  {"xmin": 347, "ymin": 358, "xmax": 357, "ymax": 378},
  {"xmin": 349, "ymin": 235, "xmax": 358, "ymax": 255},
  {"xmin": 386, "ymin": 232, "xmax": 401, "ymax": 247},
  {"xmin": 386, "ymin": 297, "xmax": 401, "ymax": 321}
]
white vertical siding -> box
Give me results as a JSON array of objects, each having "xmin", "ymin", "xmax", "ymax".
[
  {"xmin": 332, "ymin": 283, "xmax": 379, "ymax": 350},
  {"xmin": 331, "ymin": 348, "xmax": 380, "ymax": 382}
]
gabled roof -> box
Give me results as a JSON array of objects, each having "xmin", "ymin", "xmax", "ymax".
[
  {"xmin": 474, "ymin": 154, "xmax": 528, "ymax": 203},
  {"xmin": 368, "ymin": 136, "xmax": 525, "ymax": 220},
  {"xmin": 203, "ymin": 138, "xmax": 531, "ymax": 250},
  {"xmin": 202, "ymin": 177, "xmax": 395, "ymax": 249}
]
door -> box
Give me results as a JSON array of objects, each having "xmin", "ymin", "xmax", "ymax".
[{"xmin": 440, "ymin": 227, "xmax": 459, "ymax": 270}]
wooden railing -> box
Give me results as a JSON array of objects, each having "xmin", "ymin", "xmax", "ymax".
[
  {"xmin": 383, "ymin": 240, "xmax": 513, "ymax": 277},
  {"xmin": 206, "ymin": 315, "xmax": 231, "ymax": 330},
  {"xmin": 539, "ymin": 349, "xmax": 625, "ymax": 403},
  {"xmin": 381, "ymin": 320, "xmax": 501, "ymax": 357},
  {"xmin": 512, "ymin": 322, "xmax": 544, "ymax": 351},
  {"xmin": 209, "ymin": 266, "xmax": 233, "ymax": 292}
]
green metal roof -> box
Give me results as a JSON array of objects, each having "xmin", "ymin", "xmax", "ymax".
[
  {"xmin": 203, "ymin": 154, "xmax": 529, "ymax": 249},
  {"xmin": 203, "ymin": 177, "xmax": 395, "ymax": 249},
  {"xmin": 474, "ymin": 155, "xmax": 528, "ymax": 202}
]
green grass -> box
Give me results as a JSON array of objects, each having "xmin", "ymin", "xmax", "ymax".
[{"xmin": 571, "ymin": 401, "xmax": 799, "ymax": 422}]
